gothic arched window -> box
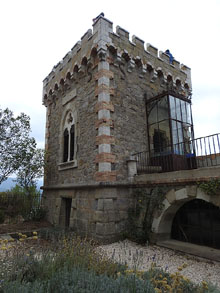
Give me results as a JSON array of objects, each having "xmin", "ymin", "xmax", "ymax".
[
  {"xmin": 70, "ymin": 125, "xmax": 75, "ymax": 161},
  {"xmin": 63, "ymin": 128, "xmax": 69, "ymax": 162},
  {"xmin": 62, "ymin": 112, "xmax": 76, "ymax": 163}
]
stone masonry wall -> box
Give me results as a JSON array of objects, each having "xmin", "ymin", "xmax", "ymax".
[
  {"xmin": 42, "ymin": 16, "xmax": 195, "ymax": 243},
  {"xmin": 43, "ymin": 186, "xmax": 134, "ymax": 243},
  {"xmin": 43, "ymin": 16, "xmax": 192, "ymax": 186},
  {"xmin": 44, "ymin": 68, "xmax": 98, "ymax": 186}
]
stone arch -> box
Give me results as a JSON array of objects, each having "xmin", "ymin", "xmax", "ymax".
[{"xmin": 151, "ymin": 186, "xmax": 213, "ymax": 242}]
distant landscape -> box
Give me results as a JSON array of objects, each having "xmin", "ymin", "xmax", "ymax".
[{"xmin": 0, "ymin": 177, "xmax": 43, "ymax": 192}]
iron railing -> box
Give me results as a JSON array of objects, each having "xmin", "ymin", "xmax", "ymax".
[{"xmin": 133, "ymin": 133, "xmax": 220, "ymax": 174}]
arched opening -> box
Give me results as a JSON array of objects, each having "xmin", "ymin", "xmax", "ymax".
[
  {"xmin": 70, "ymin": 124, "xmax": 75, "ymax": 161},
  {"xmin": 63, "ymin": 128, "xmax": 69, "ymax": 162},
  {"xmin": 171, "ymin": 199, "xmax": 220, "ymax": 249}
]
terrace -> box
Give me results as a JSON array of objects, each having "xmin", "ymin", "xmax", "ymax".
[{"xmin": 133, "ymin": 133, "xmax": 220, "ymax": 175}]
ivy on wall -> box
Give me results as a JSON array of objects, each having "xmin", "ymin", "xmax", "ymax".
[
  {"xmin": 125, "ymin": 187, "xmax": 165, "ymax": 244},
  {"xmin": 198, "ymin": 179, "xmax": 220, "ymax": 196}
]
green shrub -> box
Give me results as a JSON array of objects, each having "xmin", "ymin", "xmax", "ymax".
[
  {"xmin": 1, "ymin": 234, "xmax": 219, "ymax": 293},
  {"xmin": 198, "ymin": 179, "xmax": 220, "ymax": 196},
  {"xmin": 25, "ymin": 206, "xmax": 47, "ymax": 221},
  {"xmin": 3, "ymin": 266, "xmax": 155, "ymax": 293},
  {"xmin": 0, "ymin": 185, "xmax": 42, "ymax": 221}
]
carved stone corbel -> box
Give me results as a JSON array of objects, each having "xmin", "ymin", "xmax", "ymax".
[
  {"xmin": 98, "ymin": 48, "xmax": 107, "ymax": 61},
  {"xmin": 127, "ymin": 59, "xmax": 135, "ymax": 72}
]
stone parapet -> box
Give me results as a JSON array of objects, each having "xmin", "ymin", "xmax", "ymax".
[{"xmin": 43, "ymin": 15, "xmax": 192, "ymax": 106}]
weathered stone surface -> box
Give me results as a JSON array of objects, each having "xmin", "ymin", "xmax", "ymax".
[
  {"xmin": 95, "ymin": 153, "xmax": 116, "ymax": 163},
  {"xmin": 119, "ymin": 211, "xmax": 128, "ymax": 220},
  {"xmin": 103, "ymin": 199, "xmax": 114, "ymax": 210},
  {"xmin": 186, "ymin": 185, "xmax": 197, "ymax": 197},
  {"xmin": 95, "ymin": 171, "xmax": 117, "ymax": 182},
  {"xmin": 175, "ymin": 188, "xmax": 188, "ymax": 201},
  {"xmin": 96, "ymin": 135, "xmax": 115, "ymax": 145},
  {"xmin": 97, "ymin": 199, "xmax": 104, "ymax": 211},
  {"xmin": 96, "ymin": 222, "xmax": 116, "ymax": 235},
  {"xmin": 166, "ymin": 189, "xmax": 176, "ymax": 204},
  {"xmin": 41, "ymin": 16, "xmax": 207, "ymax": 245}
]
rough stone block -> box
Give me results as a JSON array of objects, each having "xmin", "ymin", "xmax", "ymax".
[
  {"xmin": 105, "ymin": 222, "xmax": 116, "ymax": 235},
  {"xmin": 95, "ymin": 171, "xmax": 117, "ymax": 182},
  {"xmin": 146, "ymin": 43, "xmax": 158, "ymax": 57},
  {"xmin": 96, "ymin": 135, "xmax": 115, "ymax": 145},
  {"xmin": 132, "ymin": 35, "xmax": 144, "ymax": 48},
  {"xmin": 96, "ymin": 222, "xmax": 105, "ymax": 235},
  {"xmin": 94, "ymin": 211, "xmax": 105, "ymax": 222},
  {"xmin": 107, "ymin": 211, "xmax": 119, "ymax": 222},
  {"xmin": 95, "ymin": 101, "xmax": 114, "ymax": 112},
  {"xmin": 55, "ymin": 198, "xmax": 61, "ymax": 207},
  {"xmin": 72, "ymin": 199, "xmax": 77, "ymax": 208},
  {"xmin": 95, "ymin": 188, "xmax": 117, "ymax": 199},
  {"xmin": 76, "ymin": 219, "xmax": 88, "ymax": 232},
  {"xmin": 186, "ymin": 185, "xmax": 197, "ymax": 197},
  {"xmin": 116, "ymin": 26, "xmax": 129, "ymax": 39},
  {"xmin": 103, "ymin": 198, "xmax": 114, "ymax": 210},
  {"xmin": 166, "ymin": 189, "xmax": 176, "ymax": 204},
  {"xmin": 175, "ymin": 188, "xmax": 188, "ymax": 201},
  {"xmin": 94, "ymin": 69, "xmax": 114, "ymax": 80},
  {"xmin": 97, "ymin": 199, "xmax": 104, "ymax": 211},
  {"xmin": 95, "ymin": 152, "xmax": 116, "ymax": 163},
  {"xmin": 116, "ymin": 198, "xmax": 129, "ymax": 211}
]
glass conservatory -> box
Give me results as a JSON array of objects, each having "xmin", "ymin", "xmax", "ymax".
[{"xmin": 146, "ymin": 91, "xmax": 196, "ymax": 172}]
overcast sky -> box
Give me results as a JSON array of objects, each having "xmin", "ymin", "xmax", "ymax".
[{"xmin": 0, "ymin": 0, "xmax": 219, "ymax": 148}]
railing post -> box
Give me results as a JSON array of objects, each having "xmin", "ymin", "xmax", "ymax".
[{"xmin": 127, "ymin": 156, "xmax": 137, "ymax": 180}]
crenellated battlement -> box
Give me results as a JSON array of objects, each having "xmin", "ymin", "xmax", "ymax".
[{"xmin": 43, "ymin": 15, "xmax": 191, "ymax": 105}]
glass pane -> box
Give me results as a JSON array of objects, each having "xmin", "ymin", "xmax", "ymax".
[
  {"xmin": 158, "ymin": 120, "xmax": 171, "ymax": 149},
  {"xmin": 70, "ymin": 125, "xmax": 75, "ymax": 161},
  {"xmin": 186, "ymin": 103, "xmax": 192, "ymax": 124},
  {"xmin": 149, "ymin": 124, "xmax": 158, "ymax": 151},
  {"xmin": 183, "ymin": 124, "xmax": 194, "ymax": 154},
  {"xmin": 172, "ymin": 120, "xmax": 178, "ymax": 145},
  {"xmin": 181, "ymin": 100, "xmax": 187, "ymax": 123},
  {"xmin": 183, "ymin": 124, "xmax": 192, "ymax": 141},
  {"xmin": 169, "ymin": 96, "xmax": 176, "ymax": 119},
  {"xmin": 177, "ymin": 121, "xmax": 183, "ymax": 143},
  {"xmin": 147, "ymin": 101, "xmax": 157, "ymax": 125},
  {"xmin": 157, "ymin": 96, "xmax": 169, "ymax": 122},
  {"xmin": 176, "ymin": 98, "xmax": 182, "ymax": 121},
  {"xmin": 63, "ymin": 128, "xmax": 69, "ymax": 162}
]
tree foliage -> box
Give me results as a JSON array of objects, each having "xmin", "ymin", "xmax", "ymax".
[
  {"xmin": 0, "ymin": 107, "xmax": 44, "ymax": 187},
  {"xmin": 16, "ymin": 148, "xmax": 44, "ymax": 194}
]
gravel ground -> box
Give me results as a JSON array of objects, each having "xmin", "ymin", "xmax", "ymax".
[
  {"xmin": 1, "ymin": 236, "xmax": 220, "ymax": 288},
  {"xmin": 97, "ymin": 239, "xmax": 220, "ymax": 288}
]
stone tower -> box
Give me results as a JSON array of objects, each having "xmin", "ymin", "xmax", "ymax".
[{"xmin": 42, "ymin": 15, "xmax": 192, "ymax": 242}]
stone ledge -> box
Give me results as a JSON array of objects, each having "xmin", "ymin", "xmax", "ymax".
[{"xmin": 58, "ymin": 160, "xmax": 78, "ymax": 171}]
